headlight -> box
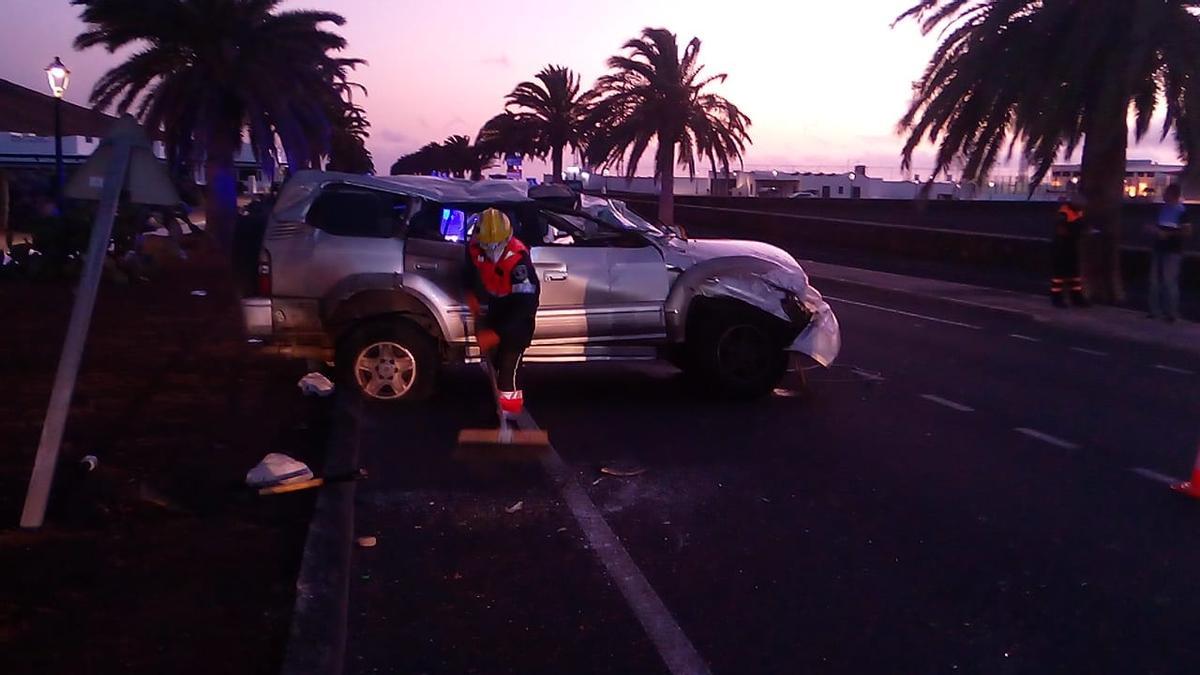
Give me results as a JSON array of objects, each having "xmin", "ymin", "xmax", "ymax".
[{"xmin": 781, "ymin": 291, "xmax": 813, "ymax": 329}]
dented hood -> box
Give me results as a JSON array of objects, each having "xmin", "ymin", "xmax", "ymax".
[{"xmin": 664, "ymin": 238, "xmax": 806, "ymax": 276}]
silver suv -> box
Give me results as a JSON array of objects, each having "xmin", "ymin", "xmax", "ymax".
[{"xmin": 243, "ymin": 171, "xmax": 841, "ymax": 401}]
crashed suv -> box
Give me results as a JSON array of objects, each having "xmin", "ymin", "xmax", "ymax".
[{"xmin": 243, "ymin": 171, "xmax": 840, "ymax": 401}]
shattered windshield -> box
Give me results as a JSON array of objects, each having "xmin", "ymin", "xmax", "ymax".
[{"xmin": 580, "ymin": 195, "xmax": 668, "ymax": 238}]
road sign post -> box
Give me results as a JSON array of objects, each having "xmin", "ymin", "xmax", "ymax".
[{"xmin": 20, "ymin": 115, "xmax": 177, "ymax": 529}]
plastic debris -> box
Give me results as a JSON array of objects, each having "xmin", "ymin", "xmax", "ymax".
[
  {"xmin": 505, "ymin": 501, "xmax": 524, "ymax": 514},
  {"xmin": 79, "ymin": 455, "xmax": 99, "ymax": 472},
  {"xmin": 600, "ymin": 463, "xmax": 646, "ymax": 478},
  {"xmin": 772, "ymin": 387, "xmax": 801, "ymax": 398},
  {"xmin": 298, "ymin": 372, "xmax": 335, "ymax": 397},
  {"xmin": 245, "ymin": 453, "xmax": 314, "ymax": 488},
  {"xmin": 356, "ymin": 536, "xmax": 378, "ymax": 548},
  {"xmin": 190, "ymin": 289, "xmax": 208, "ymax": 297}
]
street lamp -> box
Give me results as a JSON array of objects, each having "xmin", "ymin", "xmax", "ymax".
[{"xmin": 45, "ymin": 57, "xmax": 70, "ymax": 215}]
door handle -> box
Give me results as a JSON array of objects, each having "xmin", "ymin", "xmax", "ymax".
[
  {"xmin": 414, "ymin": 262, "xmax": 440, "ymax": 271},
  {"xmin": 544, "ymin": 271, "xmax": 568, "ymax": 282}
]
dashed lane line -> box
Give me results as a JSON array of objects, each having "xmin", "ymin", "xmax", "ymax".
[
  {"xmin": 824, "ymin": 296, "xmax": 983, "ymax": 330},
  {"xmin": 1014, "ymin": 427, "xmax": 1081, "ymax": 450},
  {"xmin": 1070, "ymin": 347, "xmax": 1109, "ymax": 357},
  {"xmin": 1131, "ymin": 467, "xmax": 1184, "ymax": 486},
  {"xmin": 1009, "ymin": 333, "xmax": 1041, "ymax": 342},
  {"xmin": 920, "ymin": 394, "xmax": 975, "ymax": 413},
  {"xmin": 517, "ymin": 411, "xmax": 712, "ymax": 675},
  {"xmin": 1154, "ymin": 364, "xmax": 1196, "ymax": 376}
]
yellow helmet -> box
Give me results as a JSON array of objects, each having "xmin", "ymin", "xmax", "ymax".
[{"xmin": 475, "ymin": 208, "xmax": 513, "ymax": 246}]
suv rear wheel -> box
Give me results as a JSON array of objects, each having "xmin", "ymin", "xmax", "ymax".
[
  {"xmin": 688, "ymin": 307, "xmax": 788, "ymax": 399},
  {"xmin": 339, "ymin": 320, "xmax": 438, "ymax": 402}
]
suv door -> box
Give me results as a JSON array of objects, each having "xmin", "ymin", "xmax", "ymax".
[
  {"xmin": 527, "ymin": 210, "xmax": 669, "ymax": 343},
  {"xmin": 401, "ymin": 202, "xmax": 473, "ymax": 344},
  {"xmin": 271, "ymin": 184, "xmax": 408, "ymax": 333}
]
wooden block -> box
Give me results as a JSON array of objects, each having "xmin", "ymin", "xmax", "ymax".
[{"xmin": 453, "ymin": 429, "xmax": 551, "ymax": 463}]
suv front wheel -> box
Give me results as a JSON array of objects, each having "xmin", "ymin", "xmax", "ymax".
[
  {"xmin": 339, "ymin": 320, "xmax": 438, "ymax": 402},
  {"xmin": 688, "ymin": 308, "xmax": 788, "ymax": 399}
]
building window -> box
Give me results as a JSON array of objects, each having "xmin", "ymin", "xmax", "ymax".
[{"xmin": 838, "ymin": 186, "xmax": 844, "ymax": 195}]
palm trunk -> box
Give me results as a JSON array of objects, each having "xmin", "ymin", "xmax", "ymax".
[
  {"xmin": 0, "ymin": 169, "xmax": 10, "ymax": 251},
  {"xmin": 657, "ymin": 140, "xmax": 675, "ymax": 227},
  {"xmin": 204, "ymin": 137, "xmax": 239, "ymax": 260},
  {"xmin": 551, "ymin": 145, "xmax": 564, "ymax": 183},
  {"xmin": 1079, "ymin": 94, "xmax": 1129, "ymax": 304}
]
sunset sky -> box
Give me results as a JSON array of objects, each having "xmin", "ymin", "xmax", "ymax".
[{"xmin": 0, "ymin": 0, "xmax": 1183, "ymax": 178}]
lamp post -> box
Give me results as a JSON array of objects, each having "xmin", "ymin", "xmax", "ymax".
[{"xmin": 45, "ymin": 57, "xmax": 70, "ymax": 215}]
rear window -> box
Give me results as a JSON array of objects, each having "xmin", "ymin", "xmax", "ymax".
[{"xmin": 306, "ymin": 186, "xmax": 407, "ymax": 238}]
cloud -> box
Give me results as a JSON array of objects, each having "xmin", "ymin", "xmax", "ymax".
[{"xmin": 480, "ymin": 54, "xmax": 512, "ymax": 68}]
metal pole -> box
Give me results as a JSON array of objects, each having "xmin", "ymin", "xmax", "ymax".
[
  {"xmin": 20, "ymin": 135, "xmax": 132, "ymax": 529},
  {"xmin": 54, "ymin": 96, "xmax": 64, "ymax": 216}
]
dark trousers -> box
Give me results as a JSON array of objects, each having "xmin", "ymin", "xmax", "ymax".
[
  {"xmin": 1050, "ymin": 236, "xmax": 1084, "ymax": 300},
  {"xmin": 493, "ymin": 341, "xmax": 524, "ymax": 394}
]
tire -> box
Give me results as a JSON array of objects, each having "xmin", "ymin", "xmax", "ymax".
[
  {"xmin": 688, "ymin": 308, "xmax": 788, "ymax": 399},
  {"xmin": 338, "ymin": 319, "xmax": 439, "ymax": 402}
]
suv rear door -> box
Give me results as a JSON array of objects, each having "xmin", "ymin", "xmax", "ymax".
[{"xmin": 268, "ymin": 183, "xmax": 408, "ymax": 333}]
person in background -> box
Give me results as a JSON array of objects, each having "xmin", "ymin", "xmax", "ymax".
[
  {"xmin": 1147, "ymin": 184, "xmax": 1192, "ymax": 322},
  {"xmin": 1050, "ymin": 195, "xmax": 1088, "ymax": 308}
]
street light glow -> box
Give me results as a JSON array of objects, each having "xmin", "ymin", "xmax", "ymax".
[{"xmin": 45, "ymin": 57, "xmax": 70, "ymax": 99}]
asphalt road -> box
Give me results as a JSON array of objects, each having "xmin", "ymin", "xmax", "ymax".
[{"xmin": 343, "ymin": 278, "xmax": 1200, "ymax": 675}]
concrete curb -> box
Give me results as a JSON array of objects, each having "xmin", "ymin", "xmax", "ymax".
[{"xmin": 280, "ymin": 397, "xmax": 361, "ymax": 675}]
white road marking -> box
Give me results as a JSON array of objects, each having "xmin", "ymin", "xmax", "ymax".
[
  {"xmin": 851, "ymin": 367, "xmax": 886, "ymax": 382},
  {"xmin": 920, "ymin": 394, "xmax": 975, "ymax": 412},
  {"xmin": 1009, "ymin": 333, "xmax": 1041, "ymax": 342},
  {"xmin": 1014, "ymin": 427, "xmax": 1080, "ymax": 450},
  {"xmin": 1130, "ymin": 467, "xmax": 1183, "ymax": 486},
  {"xmin": 824, "ymin": 296, "xmax": 983, "ymax": 330},
  {"xmin": 1070, "ymin": 347, "xmax": 1109, "ymax": 357},
  {"xmin": 1154, "ymin": 364, "xmax": 1196, "ymax": 376},
  {"xmin": 517, "ymin": 412, "xmax": 711, "ymax": 675}
]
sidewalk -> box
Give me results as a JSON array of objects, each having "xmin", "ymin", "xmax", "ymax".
[{"xmin": 802, "ymin": 259, "xmax": 1200, "ymax": 357}]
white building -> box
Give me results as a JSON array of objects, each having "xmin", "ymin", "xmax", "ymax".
[
  {"xmin": 712, "ymin": 165, "xmax": 962, "ymax": 200},
  {"xmin": 1048, "ymin": 159, "xmax": 1184, "ymax": 200}
]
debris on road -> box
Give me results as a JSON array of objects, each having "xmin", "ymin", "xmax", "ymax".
[
  {"xmin": 244, "ymin": 449, "xmax": 314, "ymax": 485},
  {"xmin": 600, "ymin": 462, "xmax": 646, "ymax": 478},
  {"xmin": 245, "ymin": 453, "xmax": 314, "ymax": 488},
  {"xmin": 189, "ymin": 289, "xmax": 208, "ymax": 297},
  {"xmin": 356, "ymin": 536, "xmax": 378, "ymax": 548},
  {"xmin": 79, "ymin": 455, "xmax": 99, "ymax": 473},
  {"xmin": 505, "ymin": 501, "xmax": 524, "ymax": 514},
  {"xmin": 298, "ymin": 372, "xmax": 336, "ymax": 397}
]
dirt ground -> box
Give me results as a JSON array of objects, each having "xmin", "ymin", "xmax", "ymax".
[{"xmin": 0, "ymin": 240, "xmax": 328, "ymax": 674}]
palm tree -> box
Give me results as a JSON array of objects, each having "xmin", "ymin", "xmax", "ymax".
[
  {"xmin": 480, "ymin": 65, "xmax": 595, "ymax": 183},
  {"xmin": 476, "ymin": 111, "xmax": 539, "ymax": 168},
  {"xmin": 439, "ymin": 134, "xmax": 494, "ymax": 180},
  {"xmin": 325, "ymin": 80, "xmax": 374, "ymax": 174},
  {"xmin": 389, "ymin": 135, "xmax": 492, "ymax": 179},
  {"xmin": 587, "ymin": 28, "xmax": 751, "ymax": 227},
  {"xmin": 72, "ymin": 0, "xmax": 362, "ymax": 255},
  {"xmin": 897, "ymin": 0, "xmax": 1200, "ymax": 304}
]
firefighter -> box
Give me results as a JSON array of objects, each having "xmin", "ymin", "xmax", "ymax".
[
  {"xmin": 1051, "ymin": 197, "xmax": 1088, "ymax": 307},
  {"xmin": 464, "ymin": 208, "xmax": 540, "ymax": 422}
]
